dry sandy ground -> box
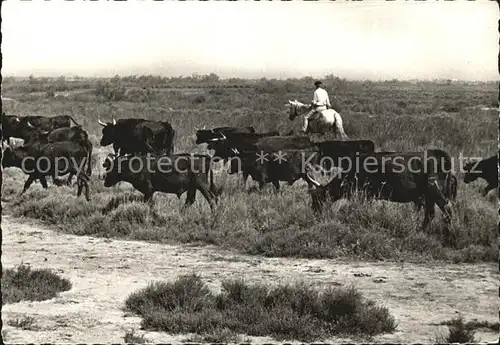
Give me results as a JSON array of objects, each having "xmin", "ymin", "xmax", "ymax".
[{"xmin": 2, "ymin": 215, "xmax": 498, "ymax": 343}]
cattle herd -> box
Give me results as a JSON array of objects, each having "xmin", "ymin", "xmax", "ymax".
[{"xmin": 1, "ymin": 112, "xmax": 497, "ymax": 233}]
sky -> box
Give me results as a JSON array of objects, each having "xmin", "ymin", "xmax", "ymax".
[{"xmin": 1, "ymin": 0, "xmax": 498, "ymax": 81}]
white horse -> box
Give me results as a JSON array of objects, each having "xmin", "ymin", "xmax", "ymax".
[{"xmin": 285, "ymin": 100, "xmax": 348, "ymax": 139}]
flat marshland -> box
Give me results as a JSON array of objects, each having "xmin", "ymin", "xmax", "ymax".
[{"xmin": 1, "ymin": 76, "xmax": 498, "ymax": 343}]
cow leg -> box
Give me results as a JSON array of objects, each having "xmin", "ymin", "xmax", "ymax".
[
  {"xmin": 142, "ymin": 190, "xmax": 154, "ymax": 204},
  {"xmin": 66, "ymin": 173, "xmax": 74, "ymax": 186},
  {"xmin": 83, "ymin": 180, "xmax": 90, "ymax": 202},
  {"xmin": 184, "ymin": 187, "xmax": 197, "ymax": 208},
  {"xmin": 197, "ymin": 185, "xmax": 216, "ymax": 211},
  {"xmin": 272, "ymin": 180, "xmax": 280, "ymax": 192},
  {"xmin": 424, "ymin": 181, "xmax": 453, "ymax": 241},
  {"xmin": 421, "ymin": 197, "xmax": 436, "ymax": 232},
  {"xmin": 428, "ymin": 186, "xmax": 452, "ymax": 223},
  {"xmin": 77, "ymin": 179, "xmax": 83, "ymax": 197},
  {"xmin": 258, "ymin": 180, "xmax": 266, "ymax": 190},
  {"xmin": 39, "ymin": 176, "xmax": 49, "ymax": 189},
  {"xmin": 20, "ymin": 175, "xmax": 38, "ymax": 195},
  {"xmin": 483, "ymin": 184, "xmax": 496, "ymax": 197},
  {"xmin": 241, "ymin": 172, "xmax": 249, "ymax": 188},
  {"xmin": 53, "ymin": 176, "xmax": 65, "ymax": 186},
  {"xmin": 413, "ymin": 199, "xmax": 423, "ymax": 213}
]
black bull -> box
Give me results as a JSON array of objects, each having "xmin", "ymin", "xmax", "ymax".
[
  {"xmin": 303, "ymin": 150, "xmax": 455, "ymax": 232},
  {"xmin": 23, "ymin": 126, "xmax": 91, "ymax": 187},
  {"xmin": 228, "ymin": 139, "xmax": 376, "ymax": 190},
  {"xmin": 25, "ymin": 126, "xmax": 89, "ymax": 146},
  {"xmin": 1, "ymin": 140, "xmax": 92, "ymax": 201},
  {"xmin": 463, "ymin": 154, "xmax": 498, "ymax": 197},
  {"xmin": 2, "ymin": 114, "xmax": 81, "ymax": 141},
  {"xmin": 103, "ymin": 153, "xmax": 219, "ymax": 210},
  {"xmin": 99, "ymin": 118, "xmax": 175, "ymax": 156},
  {"xmin": 195, "ymin": 126, "xmax": 256, "ymax": 146}
]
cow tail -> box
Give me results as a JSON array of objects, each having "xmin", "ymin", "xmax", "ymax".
[
  {"xmin": 68, "ymin": 115, "xmax": 82, "ymax": 127},
  {"xmin": 451, "ymin": 174, "xmax": 458, "ymax": 200},
  {"xmin": 209, "ymin": 165, "xmax": 215, "ymax": 195},
  {"xmin": 168, "ymin": 126, "xmax": 176, "ymax": 155},
  {"xmin": 444, "ymin": 172, "xmax": 454, "ymax": 201}
]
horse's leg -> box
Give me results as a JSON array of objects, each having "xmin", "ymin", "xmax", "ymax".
[{"xmin": 334, "ymin": 112, "xmax": 348, "ymax": 139}]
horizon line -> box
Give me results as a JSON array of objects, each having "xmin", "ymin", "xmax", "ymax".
[{"xmin": 3, "ymin": 74, "xmax": 498, "ymax": 83}]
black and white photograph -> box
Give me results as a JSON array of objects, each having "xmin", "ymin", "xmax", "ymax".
[{"xmin": 1, "ymin": 0, "xmax": 498, "ymax": 343}]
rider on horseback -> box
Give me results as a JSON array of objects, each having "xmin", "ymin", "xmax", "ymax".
[{"xmin": 302, "ymin": 81, "xmax": 331, "ymax": 133}]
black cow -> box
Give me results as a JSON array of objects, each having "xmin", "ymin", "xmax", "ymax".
[
  {"xmin": 229, "ymin": 139, "xmax": 376, "ymax": 191},
  {"xmin": 229, "ymin": 148, "xmax": 320, "ymax": 190},
  {"xmin": 195, "ymin": 126, "xmax": 256, "ymax": 147},
  {"xmin": 303, "ymin": 151, "xmax": 454, "ymax": 231},
  {"xmin": 463, "ymin": 155, "xmax": 498, "ymax": 197},
  {"xmin": 25, "ymin": 126, "xmax": 89, "ymax": 146},
  {"xmin": 19, "ymin": 114, "xmax": 81, "ymax": 130},
  {"xmin": 10, "ymin": 114, "xmax": 81, "ymax": 141},
  {"xmin": 206, "ymin": 131, "xmax": 281, "ymax": 158},
  {"xmin": 2, "ymin": 140, "xmax": 92, "ymax": 201},
  {"xmin": 2, "ymin": 113, "xmax": 80, "ymax": 142},
  {"xmin": 199, "ymin": 130, "xmax": 281, "ymax": 186},
  {"xmin": 1, "ymin": 113, "xmax": 22, "ymax": 143},
  {"xmin": 23, "ymin": 126, "xmax": 91, "ymax": 186},
  {"xmin": 99, "ymin": 117, "xmax": 175, "ymax": 156},
  {"xmin": 103, "ymin": 153, "xmax": 219, "ymax": 210}
]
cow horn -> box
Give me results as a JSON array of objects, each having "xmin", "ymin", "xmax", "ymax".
[
  {"xmin": 112, "ymin": 116, "xmax": 116, "ymax": 126},
  {"xmin": 27, "ymin": 121, "xmax": 35, "ymax": 128},
  {"xmin": 304, "ymin": 170, "xmax": 322, "ymax": 188},
  {"xmin": 14, "ymin": 117, "xmax": 20, "ymax": 123},
  {"xmin": 231, "ymin": 148, "xmax": 240, "ymax": 154},
  {"xmin": 98, "ymin": 118, "xmax": 107, "ymax": 127},
  {"xmin": 208, "ymin": 131, "xmax": 226, "ymax": 142}
]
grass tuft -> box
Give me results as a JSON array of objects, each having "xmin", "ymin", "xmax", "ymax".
[
  {"xmin": 125, "ymin": 274, "xmax": 396, "ymax": 341},
  {"xmin": 2, "ymin": 264, "xmax": 72, "ymax": 305},
  {"xmin": 436, "ymin": 316, "xmax": 477, "ymax": 343},
  {"xmin": 123, "ymin": 330, "xmax": 147, "ymax": 344},
  {"xmin": 7, "ymin": 316, "xmax": 38, "ymax": 331}
]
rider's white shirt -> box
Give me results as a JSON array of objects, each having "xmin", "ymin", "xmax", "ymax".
[{"xmin": 312, "ymin": 88, "xmax": 331, "ymax": 108}]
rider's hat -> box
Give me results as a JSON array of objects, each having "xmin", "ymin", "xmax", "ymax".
[{"xmin": 314, "ymin": 80, "xmax": 322, "ymax": 87}]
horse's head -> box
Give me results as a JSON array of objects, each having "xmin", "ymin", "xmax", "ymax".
[{"xmin": 285, "ymin": 100, "xmax": 308, "ymax": 121}]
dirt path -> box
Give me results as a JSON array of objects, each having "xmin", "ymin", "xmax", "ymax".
[{"xmin": 2, "ymin": 215, "xmax": 498, "ymax": 343}]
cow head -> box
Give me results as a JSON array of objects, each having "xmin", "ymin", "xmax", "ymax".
[
  {"xmin": 304, "ymin": 168, "xmax": 344, "ymax": 212},
  {"xmin": 204, "ymin": 131, "xmax": 227, "ymax": 151},
  {"xmin": 1, "ymin": 115, "xmax": 21, "ymax": 138},
  {"xmin": 1, "ymin": 145, "xmax": 24, "ymax": 169},
  {"xmin": 1, "ymin": 146, "xmax": 14, "ymax": 168},
  {"xmin": 194, "ymin": 125, "xmax": 210, "ymax": 144},
  {"xmin": 103, "ymin": 153, "xmax": 123, "ymax": 187},
  {"xmin": 195, "ymin": 128, "xmax": 227, "ymax": 145},
  {"xmin": 98, "ymin": 117, "xmax": 117, "ymax": 146},
  {"xmin": 462, "ymin": 159, "xmax": 480, "ymax": 183}
]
